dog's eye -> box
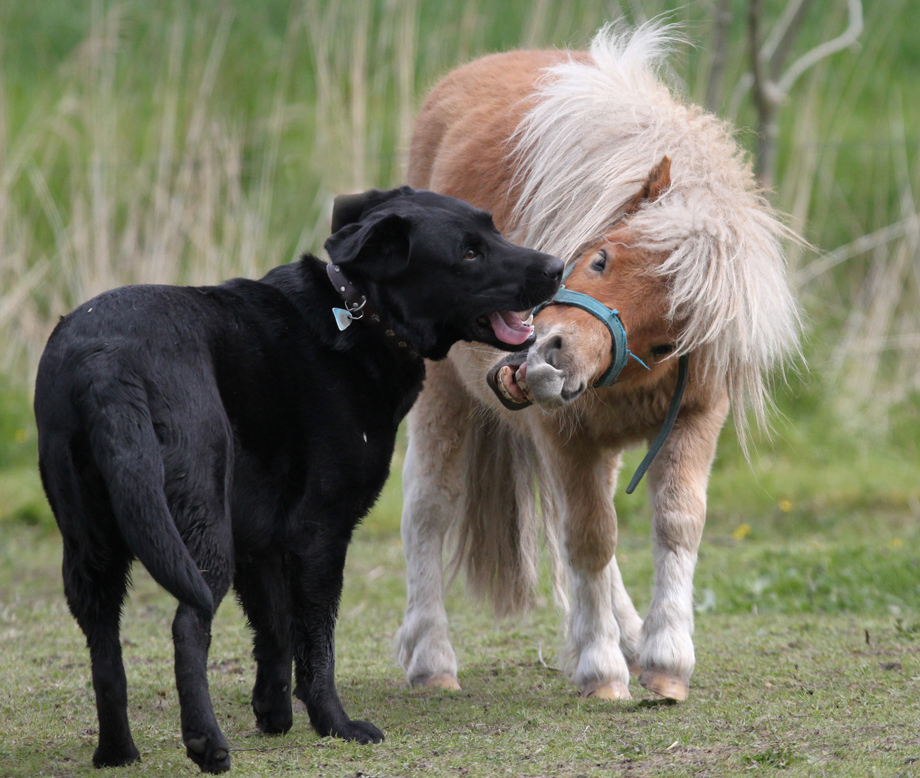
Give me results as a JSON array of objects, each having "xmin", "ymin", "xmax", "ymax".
[
  {"xmin": 591, "ymin": 249, "xmax": 608, "ymax": 271},
  {"xmin": 464, "ymin": 248, "xmax": 481, "ymax": 261},
  {"xmin": 650, "ymin": 344, "xmax": 675, "ymax": 359}
]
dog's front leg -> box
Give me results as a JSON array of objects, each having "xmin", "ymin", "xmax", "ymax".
[
  {"xmin": 235, "ymin": 554, "xmax": 294, "ymax": 735},
  {"xmin": 291, "ymin": 537, "xmax": 384, "ymax": 744}
]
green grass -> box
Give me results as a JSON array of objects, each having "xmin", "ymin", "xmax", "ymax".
[{"xmin": 1, "ymin": 520, "xmax": 918, "ymax": 778}]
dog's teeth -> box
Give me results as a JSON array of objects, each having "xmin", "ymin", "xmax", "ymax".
[{"xmin": 523, "ymin": 314, "xmax": 533, "ymax": 325}]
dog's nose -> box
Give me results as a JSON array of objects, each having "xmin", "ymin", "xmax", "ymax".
[{"xmin": 544, "ymin": 257, "xmax": 565, "ymax": 283}]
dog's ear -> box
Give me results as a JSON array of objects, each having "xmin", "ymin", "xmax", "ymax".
[
  {"xmin": 324, "ymin": 212, "xmax": 412, "ymax": 280},
  {"xmin": 330, "ymin": 186, "xmax": 416, "ymax": 233}
]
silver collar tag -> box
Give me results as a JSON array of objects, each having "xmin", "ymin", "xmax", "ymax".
[{"xmin": 332, "ymin": 307, "xmax": 355, "ymax": 331}]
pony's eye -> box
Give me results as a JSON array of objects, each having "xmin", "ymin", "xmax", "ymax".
[
  {"xmin": 650, "ymin": 344, "xmax": 675, "ymax": 359},
  {"xmin": 591, "ymin": 249, "xmax": 608, "ymax": 271},
  {"xmin": 464, "ymin": 248, "xmax": 481, "ymax": 261}
]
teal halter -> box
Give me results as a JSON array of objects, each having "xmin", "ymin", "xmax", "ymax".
[
  {"xmin": 531, "ymin": 260, "xmax": 690, "ymax": 494},
  {"xmin": 531, "ymin": 262, "xmax": 629, "ymax": 387}
]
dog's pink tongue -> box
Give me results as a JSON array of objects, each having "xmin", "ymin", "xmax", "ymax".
[{"xmin": 488, "ymin": 311, "xmax": 534, "ymax": 345}]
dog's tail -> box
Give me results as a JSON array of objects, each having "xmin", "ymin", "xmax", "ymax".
[{"xmin": 83, "ymin": 384, "xmax": 215, "ymax": 616}]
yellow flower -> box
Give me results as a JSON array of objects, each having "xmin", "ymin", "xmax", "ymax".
[
  {"xmin": 778, "ymin": 499, "xmax": 792, "ymax": 513},
  {"xmin": 732, "ymin": 523, "xmax": 752, "ymax": 541},
  {"xmin": 888, "ymin": 538, "xmax": 904, "ymax": 549},
  {"xmin": 14, "ymin": 428, "xmax": 28, "ymax": 444}
]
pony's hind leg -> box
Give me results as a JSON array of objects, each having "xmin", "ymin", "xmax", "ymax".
[
  {"xmin": 609, "ymin": 558, "xmax": 643, "ymax": 676},
  {"xmin": 639, "ymin": 401, "xmax": 727, "ymax": 701},
  {"xmin": 395, "ymin": 360, "xmax": 468, "ymax": 690}
]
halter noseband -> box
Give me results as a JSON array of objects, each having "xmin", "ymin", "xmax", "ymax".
[{"xmin": 531, "ymin": 259, "xmax": 690, "ymax": 494}]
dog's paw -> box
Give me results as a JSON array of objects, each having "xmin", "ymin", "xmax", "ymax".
[
  {"xmin": 184, "ymin": 732, "xmax": 231, "ymax": 774},
  {"xmin": 330, "ymin": 719, "xmax": 385, "ymax": 744},
  {"xmin": 93, "ymin": 742, "xmax": 141, "ymax": 768},
  {"xmin": 253, "ymin": 699, "xmax": 293, "ymax": 735}
]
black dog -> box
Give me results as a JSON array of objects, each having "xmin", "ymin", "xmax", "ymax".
[{"xmin": 34, "ymin": 186, "xmax": 563, "ymax": 773}]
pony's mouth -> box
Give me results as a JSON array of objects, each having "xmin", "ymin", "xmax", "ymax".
[{"xmin": 486, "ymin": 356, "xmax": 534, "ymax": 410}]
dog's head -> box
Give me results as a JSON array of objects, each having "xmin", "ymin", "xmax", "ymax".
[{"xmin": 324, "ymin": 187, "xmax": 564, "ymax": 360}]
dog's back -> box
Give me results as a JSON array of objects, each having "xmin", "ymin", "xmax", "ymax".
[{"xmin": 35, "ymin": 284, "xmax": 246, "ymax": 616}]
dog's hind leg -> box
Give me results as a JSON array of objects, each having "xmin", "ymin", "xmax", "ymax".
[
  {"xmin": 63, "ymin": 543, "xmax": 140, "ymax": 767},
  {"xmin": 39, "ymin": 437, "xmax": 141, "ymax": 767},
  {"xmin": 234, "ymin": 554, "xmax": 293, "ymax": 735},
  {"xmin": 165, "ymin": 426, "xmax": 236, "ymax": 774},
  {"xmin": 395, "ymin": 360, "xmax": 469, "ymax": 690}
]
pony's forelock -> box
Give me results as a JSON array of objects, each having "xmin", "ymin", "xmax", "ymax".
[{"xmin": 508, "ymin": 22, "xmax": 802, "ymax": 446}]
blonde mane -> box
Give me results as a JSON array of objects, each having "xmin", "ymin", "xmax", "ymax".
[{"xmin": 509, "ymin": 22, "xmax": 802, "ymax": 442}]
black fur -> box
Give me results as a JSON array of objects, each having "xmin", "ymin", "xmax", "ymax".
[{"xmin": 34, "ymin": 187, "xmax": 563, "ymax": 773}]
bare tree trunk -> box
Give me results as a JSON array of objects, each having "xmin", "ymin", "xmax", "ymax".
[
  {"xmin": 705, "ymin": 0, "xmax": 733, "ymax": 114},
  {"xmin": 748, "ymin": 0, "xmax": 775, "ymax": 190},
  {"xmin": 746, "ymin": 0, "xmax": 861, "ymax": 193}
]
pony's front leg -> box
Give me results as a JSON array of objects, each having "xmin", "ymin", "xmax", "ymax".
[
  {"xmin": 639, "ymin": 399, "xmax": 728, "ymax": 701},
  {"xmin": 543, "ymin": 436, "xmax": 635, "ymax": 699}
]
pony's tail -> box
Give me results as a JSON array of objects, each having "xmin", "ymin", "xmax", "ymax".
[{"xmin": 449, "ymin": 414, "xmax": 567, "ymax": 617}]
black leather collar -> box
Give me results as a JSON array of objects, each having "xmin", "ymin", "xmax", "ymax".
[{"xmin": 326, "ymin": 263, "xmax": 421, "ymax": 360}]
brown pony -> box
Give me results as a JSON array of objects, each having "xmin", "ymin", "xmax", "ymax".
[{"xmin": 395, "ymin": 24, "xmax": 801, "ymax": 701}]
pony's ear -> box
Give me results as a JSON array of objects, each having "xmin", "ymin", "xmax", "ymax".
[
  {"xmin": 330, "ymin": 186, "xmax": 416, "ymax": 233},
  {"xmin": 625, "ymin": 155, "xmax": 671, "ymax": 214},
  {"xmin": 324, "ymin": 212, "xmax": 412, "ymax": 280}
]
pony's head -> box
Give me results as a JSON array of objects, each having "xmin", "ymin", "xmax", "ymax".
[
  {"xmin": 488, "ymin": 22, "xmax": 801, "ymax": 446},
  {"xmin": 489, "ymin": 157, "xmax": 678, "ymax": 409}
]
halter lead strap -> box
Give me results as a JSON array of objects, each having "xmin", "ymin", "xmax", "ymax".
[{"xmin": 624, "ymin": 353, "xmax": 690, "ymax": 494}]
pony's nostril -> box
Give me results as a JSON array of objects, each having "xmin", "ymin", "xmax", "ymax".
[
  {"xmin": 540, "ymin": 334, "xmax": 564, "ymax": 367},
  {"xmin": 560, "ymin": 383, "xmax": 585, "ymax": 403}
]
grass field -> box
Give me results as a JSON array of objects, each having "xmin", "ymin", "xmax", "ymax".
[
  {"xmin": 2, "ymin": 514, "xmax": 919, "ymax": 778},
  {"xmin": 1, "ymin": 1, "xmax": 919, "ymax": 776}
]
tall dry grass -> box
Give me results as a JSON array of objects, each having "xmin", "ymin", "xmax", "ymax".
[{"xmin": 1, "ymin": 0, "xmax": 917, "ymax": 431}]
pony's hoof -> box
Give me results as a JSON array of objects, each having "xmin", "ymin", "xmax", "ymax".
[
  {"xmin": 639, "ymin": 669, "xmax": 688, "ymax": 701},
  {"xmin": 628, "ymin": 662, "xmax": 642, "ymax": 677},
  {"xmin": 582, "ymin": 681, "xmax": 631, "ymax": 700},
  {"xmin": 412, "ymin": 672, "xmax": 461, "ymax": 691}
]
